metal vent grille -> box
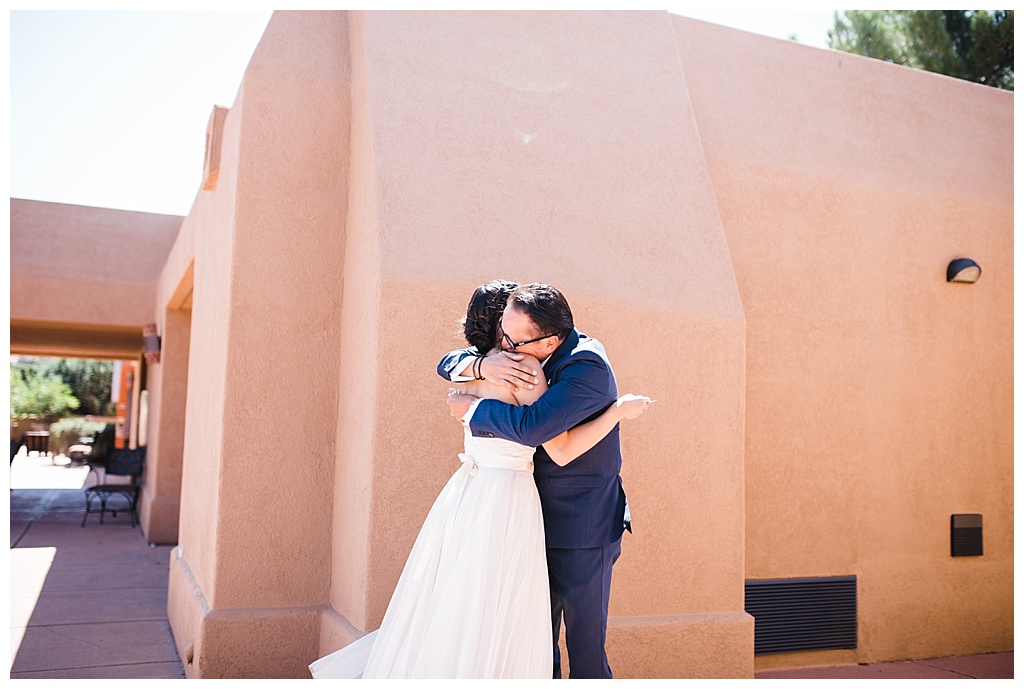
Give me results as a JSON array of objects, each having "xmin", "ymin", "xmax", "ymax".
[
  {"xmin": 951, "ymin": 514, "xmax": 983, "ymax": 557},
  {"xmin": 745, "ymin": 576, "xmax": 857, "ymax": 655}
]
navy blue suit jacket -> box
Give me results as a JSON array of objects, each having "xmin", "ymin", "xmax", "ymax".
[{"xmin": 438, "ymin": 329, "xmax": 629, "ymax": 549}]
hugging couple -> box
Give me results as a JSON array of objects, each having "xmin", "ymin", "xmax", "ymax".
[{"xmin": 311, "ymin": 280, "xmax": 651, "ymax": 679}]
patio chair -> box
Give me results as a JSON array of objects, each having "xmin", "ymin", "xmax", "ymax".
[
  {"xmin": 82, "ymin": 424, "xmax": 116, "ymax": 486},
  {"xmin": 81, "ymin": 447, "xmax": 145, "ymax": 528}
]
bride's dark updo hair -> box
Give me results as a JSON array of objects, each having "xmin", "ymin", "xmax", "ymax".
[{"xmin": 462, "ymin": 279, "xmax": 518, "ymax": 353}]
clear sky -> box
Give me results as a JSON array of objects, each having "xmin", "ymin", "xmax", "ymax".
[
  {"xmin": 9, "ymin": 9, "xmax": 838, "ymax": 217},
  {"xmin": 9, "ymin": 11, "xmax": 275, "ymax": 217}
]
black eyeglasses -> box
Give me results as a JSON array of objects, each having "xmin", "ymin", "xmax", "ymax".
[{"xmin": 499, "ymin": 323, "xmax": 556, "ymax": 351}]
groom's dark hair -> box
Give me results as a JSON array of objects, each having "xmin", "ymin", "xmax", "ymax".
[{"xmin": 507, "ymin": 283, "xmax": 574, "ymax": 341}]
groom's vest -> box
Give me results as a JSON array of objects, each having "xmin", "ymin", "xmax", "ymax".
[{"xmin": 438, "ymin": 329, "xmax": 629, "ymax": 549}]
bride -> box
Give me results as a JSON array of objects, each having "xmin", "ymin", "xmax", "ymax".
[{"xmin": 310, "ymin": 280, "xmax": 651, "ymax": 679}]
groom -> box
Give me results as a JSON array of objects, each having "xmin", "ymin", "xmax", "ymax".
[{"xmin": 441, "ymin": 282, "xmax": 629, "ymax": 679}]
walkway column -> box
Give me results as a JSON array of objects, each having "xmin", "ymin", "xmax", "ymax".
[{"xmin": 138, "ymin": 304, "xmax": 191, "ymax": 544}]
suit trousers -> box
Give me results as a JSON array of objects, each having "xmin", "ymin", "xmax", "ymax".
[{"xmin": 548, "ymin": 538, "xmax": 622, "ymax": 679}]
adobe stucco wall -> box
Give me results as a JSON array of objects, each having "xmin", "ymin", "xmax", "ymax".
[
  {"xmin": 138, "ymin": 204, "xmax": 197, "ymax": 545},
  {"xmin": 165, "ymin": 10, "xmax": 350, "ymax": 679},
  {"xmin": 166, "ymin": 9, "xmax": 752, "ymax": 679},
  {"xmin": 321, "ymin": 10, "xmax": 750, "ymax": 679},
  {"xmin": 673, "ymin": 17, "xmax": 1013, "ymax": 668}
]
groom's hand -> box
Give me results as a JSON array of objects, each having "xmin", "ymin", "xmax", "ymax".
[{"xmin": 480, "ymin": 351, "xmax": 540, "ymax": 391}]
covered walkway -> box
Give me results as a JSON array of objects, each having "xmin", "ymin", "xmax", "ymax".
[{"xmin": 9, "ymin": 452, "xmax": 183, "ymax": 678}]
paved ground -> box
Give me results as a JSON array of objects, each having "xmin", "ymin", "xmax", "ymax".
[
  {"xmin": 756, "ymin": 652, "xmax": 1013, "ymax": 679},
  {"xmin": 9, "ymin": 451, "xmax": 184, "ymax": 679},
  {"xmin": 8, "ymin": 450, "xmax": 1013, "ymax": 679}
]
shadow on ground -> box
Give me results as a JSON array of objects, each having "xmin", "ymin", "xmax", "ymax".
[{"xmin": 10, "ymin": 453, "xmax": 184, "ymax": 679}]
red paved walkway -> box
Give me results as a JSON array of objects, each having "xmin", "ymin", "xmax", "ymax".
[
  {"xmin": 757, "ymin": 652, "xmax": 1013, "ymax": 679},
  {"xmin": 9, "ymin": 452, "xmax": 183, "ymax": 679}
]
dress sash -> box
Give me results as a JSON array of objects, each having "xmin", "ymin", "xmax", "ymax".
[{"xmin": 458, "ymin": 453, "xmax": 534, "ymax": 475}]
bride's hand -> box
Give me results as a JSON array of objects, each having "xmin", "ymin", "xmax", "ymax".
[
  {"xmin": 616, "ymin": 394, "xmax": 653, "ymax": 420},
  {"xmin": 447, "ymin": 391, "xmax": 481, "ymax": 423}
]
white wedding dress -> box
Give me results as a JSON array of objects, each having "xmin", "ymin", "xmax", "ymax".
[{"xmin": 309, "ymin": 430, "xmax": 552, "ymax": 679}]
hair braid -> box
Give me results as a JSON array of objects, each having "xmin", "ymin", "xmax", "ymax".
[{"xmin": 462, "ymin": 279, "xmax": 518, "ymax": 352}]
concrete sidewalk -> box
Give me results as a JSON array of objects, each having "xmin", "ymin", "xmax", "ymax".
[
  {"xmin": 9, "ymin": 452, "xmax": 184, "ymax": 679},
  {"xmin": 8, "ymin": 452, "xmax": 1012, "ymax": 679},
  {"xmin": 756, "ymin": 652, "xmax": 1013, "ymax": 679}
]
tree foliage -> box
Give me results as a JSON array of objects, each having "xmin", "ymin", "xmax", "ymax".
[
  {"xmin": 40, "ymin": 359, "xmax": 118, "ymax": 416},
  {"xmin": 829, "ymin": 10, "xmax": 1014, "ymax": 91},
  {"xmin": 9, "ymin": 357, "xmax": 117, "ymax": 419},
  {"xmin": 10, "ymin": 366, "xmax": 80, "ymax": 419}
]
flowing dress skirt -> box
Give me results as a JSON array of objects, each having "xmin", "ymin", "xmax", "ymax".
[{"xmin": 310, "ymin": 437, "xmax": 551, "ymax": 679}]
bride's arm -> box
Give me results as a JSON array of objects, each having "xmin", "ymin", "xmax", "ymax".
[
  {"xmin": 510, "ymin": 365, "xmax": 652, "ymax": 467},
  {"xmin": 539, "ymin": 394, "xmax": 652, "ymax": 466}
]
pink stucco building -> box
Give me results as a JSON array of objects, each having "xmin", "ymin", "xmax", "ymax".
[{"xmin": 9, "ymin": 11, "xmax": 1012, "ymax": 678}]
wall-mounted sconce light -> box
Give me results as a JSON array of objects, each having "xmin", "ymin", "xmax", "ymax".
[
  {"xmin": 143, "ymin": 323, "xmax": 161, "ymax": 365},
  {"xmin": 946, "ymin": 258, "xmax": 981, "ymax": 284}
]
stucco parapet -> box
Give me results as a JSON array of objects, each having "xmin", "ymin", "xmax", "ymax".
[
  {"xmin": 670, "ymin": 15, "xmax": 1012, "ymax": 205},
  {"xmin": 10, "ymin": 198, "xmax": 183, "ymax": 282}
]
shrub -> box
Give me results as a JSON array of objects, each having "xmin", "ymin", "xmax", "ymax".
[{"xmin": 47, "ymin": 418, "xmax": 107, "ymax": 457}]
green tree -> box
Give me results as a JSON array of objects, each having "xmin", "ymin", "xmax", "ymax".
[
  {"xmin": 10, "ymin": 367, "xmax": 80, "ymax": 419},
  {"xmin": 10, "ymin": 357, "xmax": 117, "ymax": 419},
  {"xmin": 42, "ymin": 359, "xmax": 117, "ymax": 416},
  {"xmin": 829, "ymin": 10, "xmax": 1014, "ymax": 91}
]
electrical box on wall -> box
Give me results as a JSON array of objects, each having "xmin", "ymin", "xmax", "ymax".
[{"xmin": 950, "ymin": 514, "xmax": 983, "ymax": 557}]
